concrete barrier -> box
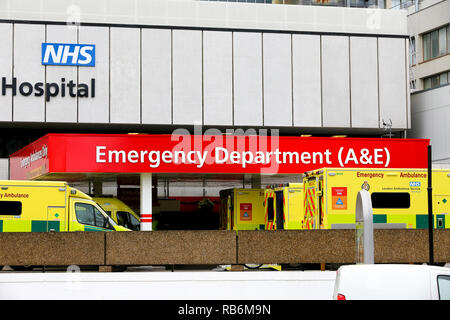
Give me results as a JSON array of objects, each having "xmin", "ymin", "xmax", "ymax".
[
  {"xmin": 105, "ymin": 230, "xmax": 237, "ymax": 265},
  {"xmin": 237, "ymin": 230, "xmax": 355, "ymax": 264},
  {"xmin": 0, "ymin": 229, "xmax": 448, "ymax": 267},
  {"xmin": 0, "ymin": 232, "xmax": 105, "ymax": 266}
]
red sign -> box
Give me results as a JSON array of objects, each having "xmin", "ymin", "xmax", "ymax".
[
  {"xmin": 332, "ymin": 187, "xmax": 348, "ymax": 210},
  {"xmin": 9, "ymin": 134, "xmax": 430, "ymax": 180}
]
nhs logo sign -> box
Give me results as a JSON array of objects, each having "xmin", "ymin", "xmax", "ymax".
[{"xmin": 42, "ymin": 43, "xmax": 95, "ymax": 66}]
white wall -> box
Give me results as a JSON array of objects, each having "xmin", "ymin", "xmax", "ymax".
[
  {"xmin": 410, "ymin": 84, "xmax": 450, "ymax": 163},
  {"xmin": 0, "ymin": 2, "xmax": 410, "ymax": 131}
]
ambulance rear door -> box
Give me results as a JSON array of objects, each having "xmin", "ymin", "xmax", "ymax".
[{"xmin": 303, "ymin": 173, "xmax": 323, "ymax": 230}]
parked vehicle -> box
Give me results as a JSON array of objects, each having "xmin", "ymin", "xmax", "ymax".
[
  {"xmin": 0, "ymin": 180, "xmax": 129, "ymax": 232},
  {"xmin": 333, "ymin": 264, "xmax": 450, "ymax": 300},
  {"xmin": 264, "ymin": 183, "xmax": 304, "ymax": 230},
  {"xmin": 219, "ymin": 188, "xmax": 266, "ymax": 230},
  {"xmin": 302, "ymin": 168, "xmax": 449, "ymax": 230},
  {"xmin": 94, "ymin": 196, "xmax": 140, "ymax": 231}
]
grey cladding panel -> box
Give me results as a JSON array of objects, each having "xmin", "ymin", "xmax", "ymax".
[
  {"xmin": 321, "ymin": 36, "xmax": 350, "ymax": 128},
  {"xmin": 203, "ymin": 31, "xmax": 233, "ymax": 126},
  {"xmin": 110, "ymin": 27, "xmax": 141, "ymax": 124},
  {"xmin": 378, "ymin": 37, "xmax": 407, "ymax": 129},
  {"xmin": 0, "ymin": 24, "xmax": 12, "ymax": 121},
  {"xmin": 233, "ymin": 32, "xmax": 263, "ymax": 127},
  {"xmin": 172, "ymin": 30, "xmax": 203, "ymax": 125},
  {"xmin": 350, "ymin": 37, "xmax": 379, "ymax": 128},
  {"xmin": 141, "ymin": 28, "xmax": 172, "ymax": 125},
  {"xmin": 13, "ymin": 24, "xmax": 46, "ymax": 122},
  {"xmin": 78, "ymin": 26, "xmax": 109, "ymax": 124},
  {"xmin": 263, "ymin": 33, "xmax": 292, "ymax": 127},
  {"xmin": 292, "ymin": 34, "xmax": 322, "ymax": 127},
  {"xmin": 45, "ymin": 24, "xmax": 77, "ymax": 123}
]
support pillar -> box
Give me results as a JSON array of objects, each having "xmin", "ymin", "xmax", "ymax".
[{"xmin": 140, "ymin": 173, "xmax": 153, "ymax": 231}]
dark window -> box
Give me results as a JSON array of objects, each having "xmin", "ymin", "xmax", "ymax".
[
  {"xmin": 371, "ymin": 192, "xmax": 410, "ymax": 209},
  {"xmin": 267, "ymin": 197, "xmax": 274, "ymax": 221},
  {"xmin": 438, "ymin": 275, "xmax": 450, "ymax": 300},
  {"xmin": 116, "ymin": 211, "xmax": 140, "ymax": 231},
  {"xmin": 0, "ymin": 201, "xmax": 22, "ymax": 215}
]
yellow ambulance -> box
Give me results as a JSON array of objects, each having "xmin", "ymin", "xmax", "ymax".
[
  {"xmin": 219, "ymin": 188, "xmax": 266, "ymax": 230},
  {"xmin": 263, "ymin": 183, "xmax": 304, "ymax": 230},
  {"xmin": 0, "ymin": 180, "xmax": 129, "ymax": 232},
  {"xmin": 94, "ymin": 197, "xmax": 140, "ymax": 231},
  {"xmin": 302, "ymin": 168, "xmax": 449, "ymax": 230}
]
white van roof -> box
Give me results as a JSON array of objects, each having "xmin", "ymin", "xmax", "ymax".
[{"xmin": 333, "ymin": 264, "xmax": 450, "ymax": 300}]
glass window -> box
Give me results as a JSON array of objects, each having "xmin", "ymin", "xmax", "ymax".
[
  {"xmin": 129, "ymin": 214, "xmax": 140, "ymax": 230},
  {"xmin": 439, "ymin": 27, "xmax": 447, "ymax": 56},
  {"xmin": 431, "ymin": 74, "xmax": 440, "ymax": 88},
  {"xmin": 0, "ymin": 201, "xmax": 22, "ymax": 215},
  {"xmin": 409, "ymin": 37, "xmax": 416, "ymax": 66},
  {"xmin": 116, "ymin": 211, "xmax": 128, "ymax": 227},
  {"xmin": 371, "ymin": 192, "xmax": 410, "ymax": 209},
  {"xmin": 94, "ymin": 207, "xmax": 106, "ymax": 228},
  {"xmin": 75, "ymin": 203, "xmax": 95, "ymax": 226},
  {"xmin": 424, "ymin": 77, "xmax": 431, "ymax": 89},
  {"xmin": 448, "ymin": 25, "xmax": 450, "ymax": 54},
  {"xmin": 267, "ymin": 197, "xmax": 274, "ymax": 221},
  {"xmin": 440, "ymin": 72, "xmax": 448, "ymax": 86},
  {"xmin": 438, "ymin": 275, "xmax": 450, "ymax": 300},
  {"xmin": 431, "ymin": 30, "xmax": 439, "ymax": 58},
  {"xmin": 116, "ymin": 211, "xmax": 140, "ymax": 230},
  {"xmin": 423, "ymin": 25, "xmax": 449, "ymax": 61},
  {"xmin": 423, "ymin": 33, "xmax": 431, "ymax": 61}
]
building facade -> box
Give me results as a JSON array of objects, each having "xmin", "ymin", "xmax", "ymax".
[
  {"xmin": 0, "ymin": 0, "xmax": 410, "ymax": 196},
  {"xmin": 407, "ymin": 0, "xmax": 450, "ymax": 165}
]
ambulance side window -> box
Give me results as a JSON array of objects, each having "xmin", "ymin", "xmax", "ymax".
[
  {"xmin": 0, "ymin": 201, "xmax": 22, "ymax": 215},
  {"xmin": 371, "ymin": 192, "xmax": 411, "ymax": 209},
  {"xmin": 75, "ymin": 203, "xmax": 95, "ymax": 226},
  {"xmin": 94, "ymin": 207, "xmax": 106, "ymax": 228},
  {"xmin": 267, "ymin": 198, "xmax": 274, "ymax": 222}
]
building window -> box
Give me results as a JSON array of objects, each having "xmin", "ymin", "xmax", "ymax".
[
  {"xmin": 423, "ymin": 71, "xmax": 450, "ymax": 90},
  {"xmin": 423, "ymin": 24, "xmax": 449, "ymax": 61},
  {"xmin": 409, "ymin": 36, "xmax": 416, "ymax": 66}
]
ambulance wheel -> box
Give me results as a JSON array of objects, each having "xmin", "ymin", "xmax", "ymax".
[
  {"xmin": 10, "ymin": 265, "xmax": 34, "ymax": 271},
  {"xmin": 244, "ymin": 264, "xmax": 263, "ymax": 269}
]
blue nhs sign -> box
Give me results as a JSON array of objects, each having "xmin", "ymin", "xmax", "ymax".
[{"xmin": 42, "ymin": 43, "xmax": 95, "ymax": 66}]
